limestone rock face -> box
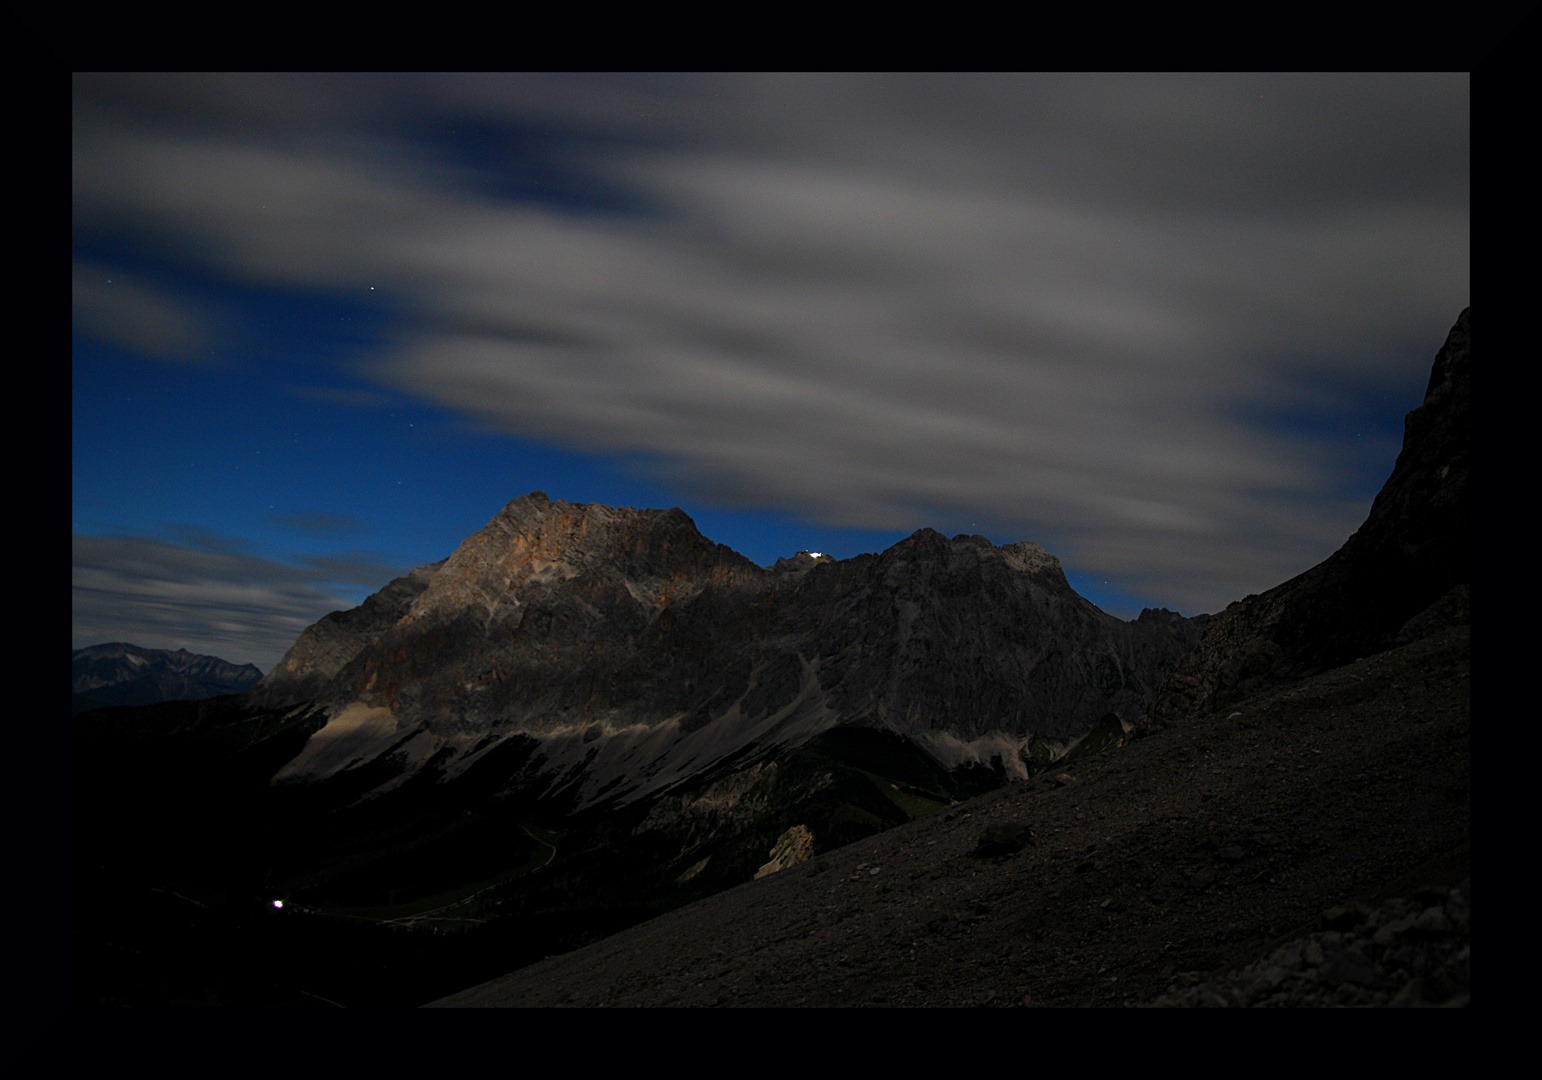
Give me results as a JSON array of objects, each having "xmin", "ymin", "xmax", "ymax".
[
  {"xmin": 71, "ymin": 643, "xmax": 262, "ymax": 715},
  {"xmin": 1143, "ymin": 308, "xmax": 1470, "ymax": 730},
  {"xmin": 311, "ymin": 492, "xmax": 766, "ymax": 733},
  {"xmin": 250, "ymin": 561, "xmax": 444, "ymax": 707},
  {"xmin": 748, "ymin": 529, "xmax": 1204, "ymax": 743},
  {"xmin": 755, "ymin": 825, "xmax": 816, "ymax": 878},
  {"xmin": 259, "ymin": 493, "xmax": 1204, "ymax": 805}
]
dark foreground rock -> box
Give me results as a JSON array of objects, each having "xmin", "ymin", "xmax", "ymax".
[
  {"xmin": 1143, "ymin": 308, "xmax": 1469, "ymax": 730},
  {"xmin": 1149, "ymin": 878, "xmax": 1470, "ymax": 1007}
]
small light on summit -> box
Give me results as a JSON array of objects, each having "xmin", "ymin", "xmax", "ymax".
[{"xmin": 810, "ymin": 552, "xmax": 822, "ymax": 558}]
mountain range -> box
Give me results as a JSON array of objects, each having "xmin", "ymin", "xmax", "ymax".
[
  {"xmin": 71, "ymin": 493, "xmax": 1208, "ymax": 1006},
  {"xmin": 71, "ymin": 309, "xmax": 1469, "ymax": 1008},
  {"xmin": 251, "ymin": 490, "xmax": 1205, "ymax": 810},
  {"xmin": 429, "ymin": 307, "xmax": 1468, "ymax": 1008},
  {"xmin": 422, "ymin": 308, "xmax": 1467, "ymax": 1005},
  {"xmin": 71, "ymin": 643, "xmax": 262, "ymax": 716}
]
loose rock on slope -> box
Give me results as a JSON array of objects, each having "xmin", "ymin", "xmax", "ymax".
[{"xmin": 428, "ymin": 626, "xmax": 1469, "ymax": 1007}]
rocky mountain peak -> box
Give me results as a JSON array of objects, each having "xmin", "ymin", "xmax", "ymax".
[
  {"xmin": 74, "ymin": 310, "xmax": 1471, "ymax": 1010},
  {"xmin": 999, "ymin": 540, "xmax": 1067, "ymax": 581},
  {"xmin": 256, "ymin": 492, "xmax": 1205, "ymax": 806},
  {"xmin": 401, "ymin": 492, "xmax": 761, "ymax": 629},
  {"xmin": 865, "ymin": 530, "xmax": 1071, "ymax": 601}
]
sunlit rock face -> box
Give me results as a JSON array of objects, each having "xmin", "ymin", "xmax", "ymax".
[
  {"xmin": 250, "ymin": 562, "xmax": 444, "ymax": 708},
  {"xmin": 312, "ymin": 492, "xmax": 767, "ymax": 734},
  {"xmin": 1144, "ymin": 308, "xmax": 1471, "ymax": 730},
  {"xmin": 258, "ymin": 491, "xmax": 1205, "ymax": 806}
]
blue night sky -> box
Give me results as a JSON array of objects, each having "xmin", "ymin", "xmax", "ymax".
[{"xmin": 73, "ymin": 74, "xmax": 1469, "ymax": 671}]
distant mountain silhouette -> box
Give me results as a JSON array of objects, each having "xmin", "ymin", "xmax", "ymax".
[{"xmin": 71, "ymin": 642, "xmax": 262, "ymax": 716}]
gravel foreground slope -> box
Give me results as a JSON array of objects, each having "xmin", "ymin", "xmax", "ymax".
[{"xmin": 429, "ymin": 625, "xmax": 1469, "ymax": 1008}]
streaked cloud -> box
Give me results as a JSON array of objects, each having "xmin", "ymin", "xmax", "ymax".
[
  {"xmin": 71, "ymin": 259, "xmax": 215, "ymax": 362},
  {"xmin": 73, "ymin": 74, "xmax": 1468, "ymax": 616},
  {"xmin": 71, "ymin": 533, "xmax": 403, "ymax": 671}
]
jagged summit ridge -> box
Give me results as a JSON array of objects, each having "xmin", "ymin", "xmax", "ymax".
[
  {"xmin": 425, "ymin": 307, "xmax": 1470, "ymax": 1011},
  {"xmin": 400, "ymin": 492, "xmax": 761, "ymax": 629},
  {"xmin": 258, "ymin": 493, "xmax": 1203, "ymax": 808},
  {"xmin": 254, "ymin": 493, "xmax": 758, "ymax": 708}
]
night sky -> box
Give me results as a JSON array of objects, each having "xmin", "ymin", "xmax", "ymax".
[{"xmin": 72, "ymin": 74, "xmax": 1469, "ymax": 672}]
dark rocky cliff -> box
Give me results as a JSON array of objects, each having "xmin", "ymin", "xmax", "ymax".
[
  {"xmin": 1142, "ymin": 307, "xmax": 1470, "ymax": 730},
  {"xmin": 732, "ymin": 528, "xmax": 1205, "ymax": 742}
]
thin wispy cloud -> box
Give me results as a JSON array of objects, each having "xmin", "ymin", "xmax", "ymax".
[{"xmin": 71, "ymin": 259, "xmax": 215, "ymax": 363}]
